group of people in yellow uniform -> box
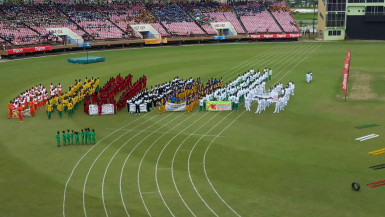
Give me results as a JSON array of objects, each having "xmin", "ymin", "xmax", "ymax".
[
  {"xmin": 46, "ymin": 78, "xmax": 99, "ymax": 119},
  {"xmin": 155, "ymin": 77, "xmax": 223, "ymax": 114}
]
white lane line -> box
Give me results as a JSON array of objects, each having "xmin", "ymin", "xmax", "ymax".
[
  {"xmin": 168, "ymin": 42, "xmax": 315, "ymax": 217},
  {"xmin": 165, "ymin": 43, "xmax": 296, "ymax": 217},
  {"xmin": 136, "ymin": 112, "xmax": 203, "ymax": 217},
  {"xmin": 276, "ymin": 44, "xmax": 321, "ymax": 83},
  {"xmin": 201, "ymin": 43, "xmax": 321, "ymax": 217},
  {"xmin": 183, "ymin": 42, "xmax": 318, "ymax": 216},
  {"xmin": 118, "ymin": 113, "xmax": 184, "ymax": 217},
  {"xmin": 357, "ymin": 134, "xmax": 379, "ymax": 141},
  {"xmin": 356, "ymin": 134, "xmax": 377, "ymax": 141},
  {"xmin": 63, "ymin": 115, "xmax": 147, "ymax": 217},
  {"xmin": 203, "ymin": 112, "xmax": 245, "ymax": 217},
  {"xmin": 221, "ymin": 43, "xmax": 297, "ymax": 79},
  {"xmin": 187, "ymin": 112, "xmax": 234, "ymax": 217},
  {"xmin": 171, "ymin": 112, "xmax": 222, "ymax": 217},
  {"xmin": 154, "ymin": 112, "xmax": 212, "ymax": 217},
  {"xmin": 118, "ymin": 112, "xmax": 188, "ymax": 216},
  {"xmin": 105, "ymin": 128, "xmax": 225, "ymax": 137},
  {"xmin": 101, "ymin": 113, "xmax": 174, "ymax": 217},
  {"xmin": 82, "ymin": 114, "xmax": 163, "ymax": 217}
]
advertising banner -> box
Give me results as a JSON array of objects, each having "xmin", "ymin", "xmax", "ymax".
[
  {"xmin": 206, "ymin": 101, "xmax": 232, "ymax": 111},
  {"xmin": 144, "ymin": 38, "xmax": 168, "ymax": 45},
  {"xmin": 213, "ymin": 35, "xmax": 227, "ymax": 40},
  {"xmin": 248, "ymin": 34, "xmax": 301, "ymax": 39},
  {"xmin": 78, "ymin": 42, "xmax": 92, "ymax": 47},
  {"xmin": 342, "ymin": 50, "xmax": 351, "ymax": 95},
  {"xmin": 7, "ymin": 45, "xmax": 52, "ymax": 55},
  {"xmin": 89, "ymin": 104, "xmax": 115, "ymax": 115},
  {"xmin": 128, "ymin": 103, "xmax": 148, "ymax": 113},
  {"xmin": 12, "ymin": 109, "xmax": 31, "ymax": 118},
  {"xmin": 166, "ymin": 102, "xmax": 186, "ymax": 112}
]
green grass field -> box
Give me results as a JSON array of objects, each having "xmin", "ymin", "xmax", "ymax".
[{"xmin": 1, "ymin": 41, "xmax": 385, "ymax": 217}]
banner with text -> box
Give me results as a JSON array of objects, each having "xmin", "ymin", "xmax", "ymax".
[
  {"xmin": 342, "ymin": 49, "xmax": 351, "ymax": 95},
  {"xmin": 128, "ymin": 103, "xmax": 148, "ymax": 113},
  {"xmin": 249, "ymin": 34, "xmax": 301, "ymax": 39},
  {"xmin": 89, "ymin": 104, "xmax": 115, "ymax": 115},
  {"xmin": 145, "ymin": 38, "xmax": 168, "ymax": 45},
  {"xmin": 166, "ymin": 102, "xmax": 186, "ymax": 112},
  {"xmin": 206, "ymin": 101, "xmax": 232, "ymax": 111},
  {"xmin": 7, "ymin": 45, "xmax": 52, "ymax": 55}
]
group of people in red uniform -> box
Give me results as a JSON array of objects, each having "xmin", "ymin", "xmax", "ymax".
[
  {"xmin": 83, "ymin": 74, "xmax": 138, "ymax": 115},
  {"xmin": 117, "ymin": 76, "xmax": 147, "ymax": 111}
]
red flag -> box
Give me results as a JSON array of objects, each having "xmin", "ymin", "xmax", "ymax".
[
  {"xmin": 342, "ymin": 68, "xmax": 349, "ymax": 94},
  {"xmin": 342, "ymin": 50, "xmax": 351, "ymax": 95}
]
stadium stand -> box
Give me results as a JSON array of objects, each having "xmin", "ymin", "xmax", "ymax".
[
  {"xmin": 97, "ymin": 4, "xmax": 167, "ymax": 38},
  {"xmin": 61, "ymin": 4, "xmax": 125, "ymax": 40},
  {"xmin": 0, "ymin": 1, "xmax": 300, "ymax": 48},
  {"xmin": 148, "ymin": 3, "xmax": 205, "ymax": 36},
  {"xmin": 269, "ymin": 2, "xmax": 299, "ymax": 33},
  {"xmin": 234, "ymin": 2, "xmax": 281, "ymax": 33}
]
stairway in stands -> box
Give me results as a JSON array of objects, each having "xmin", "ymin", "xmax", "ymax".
[
  {"xmin": 57, "ymin": 7, "xmax": 93, "ymax": 40},
  {"xmin": 145, "ymin": 4, "xmax": 172, "ymax": 36},
  {"xmin": 94, "ymin": 5, "xmax": 128, "ymax": 38},
  {"xmin": 178, "ymin": 3, "xmax": 208, "ymax": 35},
  {"xmin": 267, "ymin": 9, "xmax": 285, "ymax": 33},
  {"xmin": 233, "ymin": 8, "xmax": 248, "ymax": 34}
]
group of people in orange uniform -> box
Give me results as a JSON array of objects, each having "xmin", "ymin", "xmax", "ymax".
[{"xmin": 8, "ymin": 85, "xmax": 47, "ymax": 122}]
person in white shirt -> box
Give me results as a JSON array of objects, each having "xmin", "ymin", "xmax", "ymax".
[
  {"xmin": 245, "ymin": 95, "xmax": 251, "ymax": 111},
  {"xmin": 255, "ymin": 98, "xmax": 262, "ymax": 114},
  {"xmin": 274, "ymin": 97, "xmax": 280, "ymax": 113},
  {"xmin": 135, "ymin": 99, "xmax": 141, "ymax": 115}
]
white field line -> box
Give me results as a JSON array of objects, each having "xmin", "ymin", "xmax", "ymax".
[
  {"xmin": 116, "ymin": 112, "xmax": 192, "ymax": 217},
  {"xmin": 355, "ymin": 134, "xmax": 377, "ymax": 141},
  {"xmin": 100, "ymin": 113, "xmax": 174, "ymax": 217},
  {"xmin": 62, "ymin": 115, "xmax": 149, "ymax": 217},
  {"xmin": 200, "ymin": 42, "xmax": 322, "ymax": 216},
  {"xmin": 165, "ymin": 43, "xmax": 303, "ymax": 217},
  {"xmin": 357, "ymin": 135, "xmax": 379, "ymax": 141},
  {"xmin": 77, "ymin": 42, "xmax": 318, "ymax": 217},
  {"xmin": 154, "ymin": 112, "xmax": 212, "ymax": 216},
  {"xmin": 167, "ymin": 42, "xmax": 317, "ymax": 217},
  {"xmin": 136, "ymin": 111, "xmax": 202, "ymax": 217},
  {"xmin": 170, "ymin": 112, "xmax": 222, "ymax": 217},
  {"xmin": 183, "ymin": 42, "xmax": 319, "ymax": 216},
  {"xmin": 270, "ymin": 42, "xmax": 318, "ymax": 80},
  {"xmin": 220, "ymin": 42, "xmax": 295, "ymax": 79},
  {"xmin": 203, "ymin": 111, "xmax": 246, "ymax": 217},
  {"xmin": 116, "ymin": 113, "xmax": 183, "ymax": 217},
  {"xmin": 187, "ymin": 112, "xmax": 235, "ymax": 217},
  {"xmin": 105, "ymin": 128, "xmax": 224, "ymax": 137},
  {"xmin": 276, "ymin": 44, "xmax": 322, "ymax": 83},
  {"xmin": 82, "ymin": 114, "xmax": 170, "ymax": 217},
  {"xmin": 99, "ymin": 43, "xmax": 291, "ymax": 217}
]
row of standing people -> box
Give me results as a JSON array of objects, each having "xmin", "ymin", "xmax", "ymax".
[{"xmin": 55, "ymin": 128, "xmax": 96, "ymax": 147}]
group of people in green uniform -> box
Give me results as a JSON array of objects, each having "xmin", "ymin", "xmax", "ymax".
[{"xmin": 55, "ymin": 128, "xmax": 96, "ymax": 147}]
